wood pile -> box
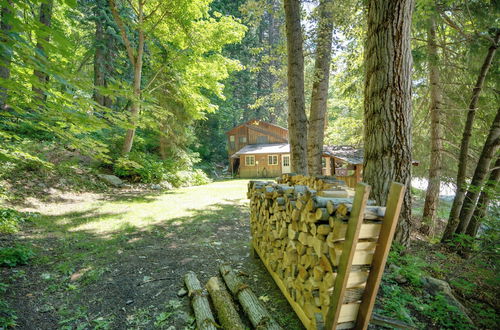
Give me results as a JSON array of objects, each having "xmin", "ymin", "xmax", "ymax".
[
  {"xmin": 184, "ymin": 266, "xmax": 282, "ymax": 330},
  {"xmin": 248, "ymin": 174, "xmax": 388, "ymax": 329}
]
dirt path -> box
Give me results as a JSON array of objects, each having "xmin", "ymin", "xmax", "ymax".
[{"xmin": 1, "ymin": 180, "xmax": 302, "ymax": 329}]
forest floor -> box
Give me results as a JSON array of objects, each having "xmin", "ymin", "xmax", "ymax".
[
  {"xmin": 0, "ymin": 179, "xmax": 303, "ymax": 329},
  {"xmin": 1, "ymin": 179, "xmax": 498, "ymax": 329}
]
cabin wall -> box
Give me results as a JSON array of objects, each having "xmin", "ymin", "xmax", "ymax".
[
  {"xmin": 238, "ymin": 153, "xmax": 283, "ymax": 178},
  {"xmin": 227, "ymin": 121, "xmax": 289, "ymax": 159}
]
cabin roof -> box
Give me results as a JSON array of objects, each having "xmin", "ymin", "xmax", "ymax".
[
  {"xmin": 323, "ymin": 145, "xmax": 364, "ymax": 165},
  {"xmin": 232, "ymin": 143, "xmax": 290, "ymax": 157},
  {"xmin": 226, "ymin": 119, "xmax": 288, "ymax": 135}
]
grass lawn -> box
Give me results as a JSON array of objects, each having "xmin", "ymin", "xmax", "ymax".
[{"xmin": 1, "ymin": 179, "xmax": 303, "ymax": 329}]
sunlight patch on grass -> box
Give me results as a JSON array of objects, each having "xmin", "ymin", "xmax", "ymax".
[{"xmin": 35, "ymin": 180, "xmax": 250, "ymax": 235}]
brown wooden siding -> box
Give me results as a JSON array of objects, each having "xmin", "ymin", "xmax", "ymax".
[
  {"xmin": 227, "ymin": 120, "xmax": 288, "ymax": 158},
  {"xmin": 239, "ymin": 153, "xmax": 284, "ymax": 178}
]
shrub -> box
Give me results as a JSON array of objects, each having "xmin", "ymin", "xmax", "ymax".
[
  {"xmin": 113, "ymin": 152, "xmax": 167, "ymax": 183},
  {"xmin": 0, "ymin": 245, "xmax": 34, "ymax": 267},
  {"xmin": 0, "ymin": 208, "xmax": 36, "ymax": 234},
  {"xmin": 422, "ymin": 294, "xmax": 473, "ymax": 329}
]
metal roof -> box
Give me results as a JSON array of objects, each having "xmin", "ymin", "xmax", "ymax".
[
  {"xmin": 232, "ymin": 143, "xmax": 290, "ymax": 157},
  {"xmin": 323, "ymin": 145, "xmax": 364, "ymax": 165}
]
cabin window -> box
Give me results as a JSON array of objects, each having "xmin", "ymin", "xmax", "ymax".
[
  {"xmin": 268, "ymin": 155, "xmax": 278, "ymax": 165},
  {"xmin": 245, "ymin": 155, "xmax": 255, "ymax": 166},
  {"xmin": 257, "ymin": 136, "xmax": 268, "ymax": 144},
  {"xmin": 239, "ymin": 136, "xmax": 247, "ymax": 143},
  {"xmin": 229, "ymin": 135, "xmax": 235, "ymax": 149},
  {"xmin": 283, "ymin": 155, "xmax": 290, "ymax": 167}
]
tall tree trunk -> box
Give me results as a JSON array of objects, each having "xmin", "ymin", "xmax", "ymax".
[
  {"xmin": 442, "ymin": 30, "xmax": 500, "ymax": 242},
  {"xmin": 307, "ymin": 0, "xmax": 334, "ymax": 175},
  {"xmin": 422, "ymin": 14, "xmax": 443, "ymax": 228},
  {"xmin": 32, "ymin": 0, "xmax": 54, "ymax": 102},
  {"xmin": 93, "ymin": 1, "xmax": 112, "ymax": 108},
  {"xmin": 363, "ymin": 0, "xmax": 415, "ymax": 247},
  {"xmin": 284, "ymin": 0, "xmax": 307, "ymax": 174},
  {"xmin": 109, "ymin": 0, "xmax": 145, "ymax": 154},
  {"xmin": 0, "ymin": 0, "xmax": 13, "ymax": 110},
  {"xmin": 454, "ymin": 108, "xmax": 500, "ymax": 235},
  {"xmin": 465, "ymin": 157, "xmax": 500, "ymax": 237}
]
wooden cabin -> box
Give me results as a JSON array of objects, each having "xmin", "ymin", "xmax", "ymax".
[
  {"xmin": 226, "ymin": 120, "xmax": 366, "ymax": 187},
  {"xmin": 322, "ymin": 145, "xmax": 364, "ymax": 188},
  {"xmin": 226, "ymin": 120, "xmax": 289, "ymax": 177}
]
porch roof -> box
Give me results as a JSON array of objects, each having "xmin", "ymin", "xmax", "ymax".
[{"xmin": 231, "ymin": 143, "xmax": 290, "ymax": 157}]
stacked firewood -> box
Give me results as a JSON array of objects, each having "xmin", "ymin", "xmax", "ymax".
[{"xmin": 248, "ymin": 174, "xmax": 386, "ymax": 326}]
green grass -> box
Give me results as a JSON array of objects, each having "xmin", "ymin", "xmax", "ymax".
[
  {"xmin": 3, "ymin": 179, "xmax": 252, "ymax": 328},
  {"xmin": 34, "ymin": 179, "xmax": 250, "ymax": 236}
]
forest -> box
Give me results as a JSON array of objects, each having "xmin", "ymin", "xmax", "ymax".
[{"xmin": 0, "ymin": 0, "xmax": 498, "ymax": 329}]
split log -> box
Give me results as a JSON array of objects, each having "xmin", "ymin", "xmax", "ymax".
[
  {"xmin": 206, "ymin": 277, "xmax": 245, "ymax": 330},
  {"xmin": 219, "ymin": 265, "xmax": 282, "ymax": 330},
  {"xmin": 184, "ymin": 271, "xmax": 217, "ymax": 330}
]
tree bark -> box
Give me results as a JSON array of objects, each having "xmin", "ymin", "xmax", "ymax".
[
  {"xmin": 307, "ymin": 0, "xmax": 334, "ymax": 175},
  {"xmin": 93, "ymin": 0, "xmax": 112, "ymax": 108},
  {"xmin": 363, "ymin": 0, "xmax": 415, "ymax": 247},
  {"xmin": 442, "ymin": 30, "xmax": 500, "ymax": 242},
  {"xmin": 219, "ymin": 264, "xmax": 282, "ymax": 330},
  {"xmin": 32, "ymin": 0, "xmax": 54, "ymax": 102},
  {"xmin": 454, "ymin": 107, "xmax": 500, "ymax": 235},
  {"xmin": 184, "ymin": 271, "xmax": 217, "ymax": 330},
  {"xmin": 465, "ymin": 156, "xmax": 500, "ymax": 237},
  {"xmin": 284, "ymin": 0, "xmax": 307, "ymax": 174},
  {"xmin": 0, "ymin": 0, "xmax": 13, "ymax": 110},
  {"xmin": 109, "ymin": 0, "xmax": 145, "ymax": 154},
  {"xmin": 206, "ymin": 277, "xmax": 245, "ymax": 330},
  {"xmin": 422, "ymin": 14, "xmax": 443, "ymax": 229}
]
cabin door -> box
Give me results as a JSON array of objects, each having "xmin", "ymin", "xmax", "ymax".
[{"xmin": 281, "ymin": 154, "xmax": 291, "ymax": 174}]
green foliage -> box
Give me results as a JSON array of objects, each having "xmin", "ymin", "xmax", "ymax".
[
  {"xmin": 388, "ymin": 244, "xmax": 428, "ymax": 286},
  {"xmin": 0, "ymin": 298, "xmax": 18, "ymax": 328},
  {"xmin": 113, "ymin": 151, "xmax": 211, "ymax": 186},
  {"xmin": 422, "ymin": 294, "xmax": 473, "ymax": 329},
  {"xmin": 0, "ymin": 208, "xmax": 36, "ymax": 234},
  {"xmin": 0, "ymin": 245, "xmax": 34, "ymax": 267}
]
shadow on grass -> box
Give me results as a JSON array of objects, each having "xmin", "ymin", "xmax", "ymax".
[{"xmin": 2, "ymin": 197, "xmax": 304, "ymax": 329}]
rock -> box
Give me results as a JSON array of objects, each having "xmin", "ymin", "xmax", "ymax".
[
  {"xmin": 150, "ymin": 184, "xmax": 162, "ymax": 190},
  {"xmin": 421, "ymin": 276, "xmax": 474, "ymax": 325},
  {"xmin": 177, "ymin": 288, "xmax": 188, "ymax": 297},
  {"xmin": 388, "ymin": 264, "xmax": 408, "ymax": 284},
  {"xmin": 160, "ymin": 181, "xmax": 173, "ymax": 190},
  {"xmin": 97, "ymin": 174, "xmax": 123, "ymax": 187}
]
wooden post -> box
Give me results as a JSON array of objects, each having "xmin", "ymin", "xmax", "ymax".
[
  {"xmin": 325, "ymin": 183, "xmax": 371, "ymax": 329},
  {"xmin": 355, "ymin": 182, "xmax": 405, "ymax": 330}
]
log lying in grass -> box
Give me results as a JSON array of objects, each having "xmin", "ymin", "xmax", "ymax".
[
  {"xmin": 219, "ymin": 264, "xmax": 282, "ymax": 330},
  {"xmin": 206, "ymin": 277, "xmax": 245, "ymax": 330},
  {"xmin": 184, "ymin": 271, "xmax": 217, "ymax": 330}
]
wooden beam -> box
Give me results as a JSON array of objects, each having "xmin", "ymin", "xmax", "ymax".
[
  {"xmin": 355, "ymin": 182, "xmax": 405, "ymax": 330},
  {"xmin": 244, "ymin": 124, "xmax": 288, "ymax": 143},
  {"xmin": 325, "ymin": 183, "xmax": 371, "ymax": 329}
]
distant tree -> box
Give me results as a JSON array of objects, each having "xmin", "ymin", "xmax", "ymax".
[
  {"xmin": 284, "ymin": 0, "xmax": 307, "ymax": 174},
  {"xmin": 363, "ymin": 0, "xmax": 415, "ymax": 247},
  {"xmin": 455, "ymin": 107, "xmax": 500, "ymax": 235},
  {"xmin": 0, "ymin": 0, "xmax": 13, "ymax": 109},
  {"xmin": 307, "ymin": 0, "xmax": 334, "ymax": 175},
  {"xmin": 32, "ymin": 0, "xmax": 54, "ymax": 102},
  {"xmin": 422, "ymin": 12, "xmax": 443, "ymax": 230},
  {"xmin": 466, "ymin": 156, "xmax": 500, "ymax": 237},
  {"xmin": 442, "ymin": 29, "xmax": 500, "ymax": 242}
]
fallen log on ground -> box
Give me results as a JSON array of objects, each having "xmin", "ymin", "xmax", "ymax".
[
  {"xmin": 219, "ymin": 264, "xmax": 282, "ymax": 330},
  {"xmin": 206, "ymin": 276, "xmax": 245, "ymax": 330},
  {"xmin": 184, "ymin": 271, "xmax": 217, "ymax": 330}
]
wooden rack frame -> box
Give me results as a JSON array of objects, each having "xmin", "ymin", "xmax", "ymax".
[{"xmin": 251, "ymin": 182, "xmax": 405, "ymax": 329}]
